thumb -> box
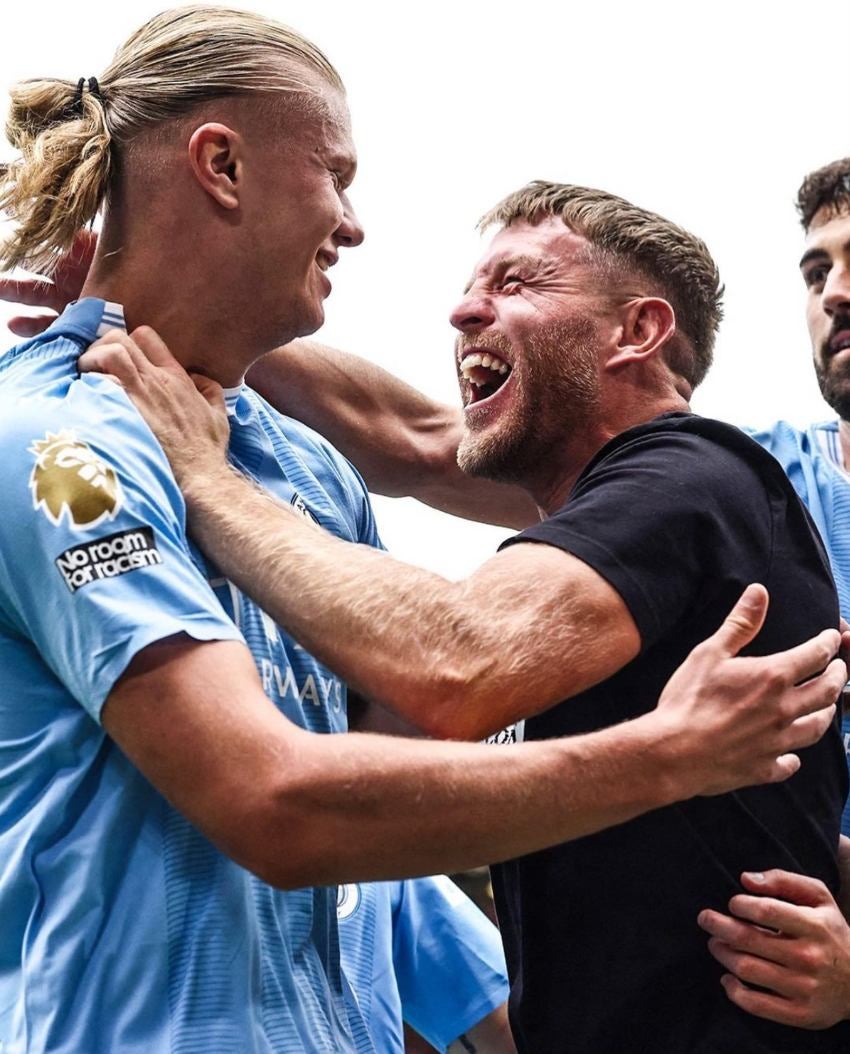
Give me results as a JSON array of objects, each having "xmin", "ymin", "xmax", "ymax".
[
  {"xmin": 739, "ymin": 868, "xmax": 832, "ymax": 908},
  {"xmin": 708, "ymin": 584, "xmax": 769, "ymax": 657}
]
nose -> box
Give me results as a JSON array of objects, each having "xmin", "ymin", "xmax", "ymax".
[
  {"xmin": 449, "ymin": 289, "xmax": 496, "ymax": 333},
  {"xmin": 823, "ymin": 264, "xmax": 850, "ymax": 317},
  {"xmin": 335, "ymin": 193, "xmax": 365, "ymax": 249}
]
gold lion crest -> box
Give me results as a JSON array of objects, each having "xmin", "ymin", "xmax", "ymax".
[{"xmin": 29, "ymin": 430, "xmax": 123, "ymax": 529}]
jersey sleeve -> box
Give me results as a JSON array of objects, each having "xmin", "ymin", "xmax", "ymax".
[
  {"xmin": 501, "ymin": 427, "xmax": 774, "ymax": 651},
  {"xmin": 0, "ymin": 376, "xmax": 243, "ymax": 722},
  {"xmin": 391, "ymin": 876, "xmax": 509, "ymax": 1053}
]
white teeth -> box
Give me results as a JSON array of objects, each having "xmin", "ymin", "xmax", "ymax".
[{"xmin": 459, "ymin": 351, "xmax": 510, "ymax": 380}]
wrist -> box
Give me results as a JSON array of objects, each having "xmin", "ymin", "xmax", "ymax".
[
  {"xmin": 623, "ymin": 711, "xmax": 696, "ymax": 808},
  {"xmin": 180, "ymin": 460, "xmax": 243, "ymax": 518}
]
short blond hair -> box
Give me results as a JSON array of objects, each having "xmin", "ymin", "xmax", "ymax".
[
  {"xmin": 0, "ymin": 5, "xmax": 343, "ymax": 274},
  {"xmin": 479, "ymin": 181, "xmax": 723, "ymax": 390}
]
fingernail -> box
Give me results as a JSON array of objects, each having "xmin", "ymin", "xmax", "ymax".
[{"xmin": 743, "ymin": 871, "xmax": 765, "ymax": 883}]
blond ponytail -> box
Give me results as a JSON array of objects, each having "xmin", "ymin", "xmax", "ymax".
[
  {"xmin": 1, "ymin": 78, "xmax": 110, "ymax": 274},
  {"xmin": 0, "ymin": 6, "xmax": 343, "ymax": 275}
]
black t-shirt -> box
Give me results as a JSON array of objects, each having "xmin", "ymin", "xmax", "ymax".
[{"xmin": 492, "ymin": 413, "xmax": 850, "ymax": 1054}]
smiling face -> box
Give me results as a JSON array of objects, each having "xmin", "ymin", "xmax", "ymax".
[
  {"xmin": 451, "ymin": 217, "xmax": 604, "ymax": 485},
  {"xmin": 243, "ymin": 80, "xmax": 363, "ymax": 343},
  {"xmin": 800, "ymin": 207, "xmax": 850, "ymax": 419}
]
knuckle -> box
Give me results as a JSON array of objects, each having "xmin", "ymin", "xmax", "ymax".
[
  {"xmin": 765, "ymin": 669, "xmax": 788, "ymax": 695},
  {"xmin": 796, "ymin": 947, "xmax": 822, "ymax": 973}
]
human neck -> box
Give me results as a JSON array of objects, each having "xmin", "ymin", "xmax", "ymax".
[
  {"xmin": 79, "ymin": 226, "xmax": 273, "ymax": 387},
  {"xmin": 529, "ymin": 392, "xmax": 690, "ymax": 516}
]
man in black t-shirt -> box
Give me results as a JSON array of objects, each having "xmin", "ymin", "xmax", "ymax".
[{"xmin": 59, "ymin": 182, "xmax": 850, "ymax": 1052}]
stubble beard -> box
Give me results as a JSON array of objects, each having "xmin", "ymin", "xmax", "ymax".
[
  {"xmin": 457, "ymin": 316, "xmax": 600, "ymax": 485},
  {"xmin": 814, "ymin": 314, "xmax": 850, "ymax": 422},
  {"xmin": 815, "ymin": 359, "xmax": 850, "ymax": 422}
]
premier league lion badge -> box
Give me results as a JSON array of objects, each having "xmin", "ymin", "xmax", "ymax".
[{"xmin": 29, "ymin": 430, "xmax": 123, "ymax": 530}]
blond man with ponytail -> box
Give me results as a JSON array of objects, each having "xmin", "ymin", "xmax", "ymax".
[{"xmin": 0, "ymin": 9, "xmax": 847, "ymax": 1054}]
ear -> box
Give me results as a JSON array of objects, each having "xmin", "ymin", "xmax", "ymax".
[
  {"xmin": 187, "ymin": 123, "xmax": 243, "ymax": 210},
  {"xmin": 605, "ymin": 297, "xmax": 676, "ymax": 371}
]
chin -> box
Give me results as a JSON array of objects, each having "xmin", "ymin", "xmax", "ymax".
[
  {"xmin": 280, "ymin": 302, "xmax": 326, "ymax": 344},
  {"xmin": 457, "ymin": 425, "xmax": 526, "ymax": 483}
]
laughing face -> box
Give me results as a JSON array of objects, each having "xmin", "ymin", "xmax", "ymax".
[
  {"xmin": 451, "ymin": 218, "xmax": 602, "ymax": 485},
  {"xmin": 245, "ymin": 79, "xmax": 363, "ymax": 344},
  {"xmin": 800, "ymin": 207, "xmax": 850, "ymax": 419}
]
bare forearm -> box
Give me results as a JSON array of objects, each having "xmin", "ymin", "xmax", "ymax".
[
  {"xmin": 184, "ymin": 469, "xmax": 577, "ymax": 737},
  {"xmin": 247, "ymin": 341, "xmax": 536, "ymax": 528},
  {"xmin": 266, "ymin": 715, "xmax": 682, "ymax": 888},
  {"xmin": 108, "ymin": 638, "xmax": 686, "ymax": 898}
]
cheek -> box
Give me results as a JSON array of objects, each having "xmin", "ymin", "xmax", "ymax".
[{"xmin": 807, "ymin": 300, "xmax": 827, "ymax": 343}]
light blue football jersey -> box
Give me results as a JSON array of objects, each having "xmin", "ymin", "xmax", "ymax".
[
  {"xmin": 748, "ymin": 419, "xmax": 850, "ymax": 835},
  {"xmin": 0, "ymin": 299, "xmax": 377, "ymax": 1053},
  {"xmin": 338, "ymin": 877, "xmax": 509, "ymax": 1054}
]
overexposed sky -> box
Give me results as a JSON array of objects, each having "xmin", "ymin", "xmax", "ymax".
[{"xmin": 2, "ymin": 1, "xmax": 848, "ymax": 577}]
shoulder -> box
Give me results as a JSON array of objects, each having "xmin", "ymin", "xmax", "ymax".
[
  {"xmin": 245, "ymin": 388, "xmax": 357, "ymax": 474},
  {"xmin": 0, "ymin": 373, "xmax": 184, "ymax": 536},
  {"xmin": 245, "ymin": 387, "xmax": 378, "ymax": 538},
  {"xmin": 583, "ymin": 413, "xmax": 793, "ymax": 498}
]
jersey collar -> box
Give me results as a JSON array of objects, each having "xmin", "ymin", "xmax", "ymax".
[
  {"xmin": 38, "ymin": 298, "xmax": 127, "ymax": 346},
  {"xmin": 38, "ymin": 301, "xmax": 260, "ymax": 421}
]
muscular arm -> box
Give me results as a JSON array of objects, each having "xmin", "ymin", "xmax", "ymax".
[
  {"xmin": 247, "ymin": 341, "xmax": 538, "ymax": 529},
  {"xmin": 79, "ymin": 327, "xmax": 847, "ymax": 743},
  {"xmin": 184, "ymin": 469, "xmax": 638, "ymax": 739},
  {"xmin": 104, "ymin": 632, "xmax": 761, "ymax": 890}
]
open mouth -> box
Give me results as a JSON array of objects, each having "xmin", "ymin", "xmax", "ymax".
[{"xmin": 460, "ymin": 351, "xmax": 513, "ymax": 405}]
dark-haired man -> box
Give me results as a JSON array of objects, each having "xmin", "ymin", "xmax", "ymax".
[{"xmin": 73, "ymin": 181, "xmax": 850, "ymax": 1054}]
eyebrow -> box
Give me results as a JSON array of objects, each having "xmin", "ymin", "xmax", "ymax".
[
  {"xmin": 799, "ymin": 247, "xmax": 829, "ymax": 271},
  {"xmin": 799, "ymin": 238, "xmax": 850, "ymax": 271},
  {"xmin": 327, "ymin": 150, "xmax": 358, "ymax": 184}
]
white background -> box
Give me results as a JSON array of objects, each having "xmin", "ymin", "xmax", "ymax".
[{"xmin": 2, "ymin": 1, "xmax": 848, "ymax": 577}]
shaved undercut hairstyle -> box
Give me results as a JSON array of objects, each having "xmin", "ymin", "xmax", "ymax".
[
  {"xmin": 797, "ymin": 158, "xmax": 850, "ymax": 232},
  {"xmin": 0, "ymin": 5, "xmax": 342, "ymax": 274},
  {"xmin": 479, "ymin": 181, "xmax": 724, "ymax": 390}
]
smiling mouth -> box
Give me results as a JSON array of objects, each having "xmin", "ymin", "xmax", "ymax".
[{"xmin": 459, "ymin": 351, "xmax": 513, "ymax": 405}]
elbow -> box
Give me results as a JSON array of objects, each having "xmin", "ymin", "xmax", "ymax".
[
  {"xmin": 375, "ymin": 416, "xmax": 460, "ymax": 500},
  {"xmin": 391, "ymin": 662, "xmax": 499, "ymax": 742},
  {"xmin": 213, "ymin": 767, "xmax": 342, "ymax": 891}
]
